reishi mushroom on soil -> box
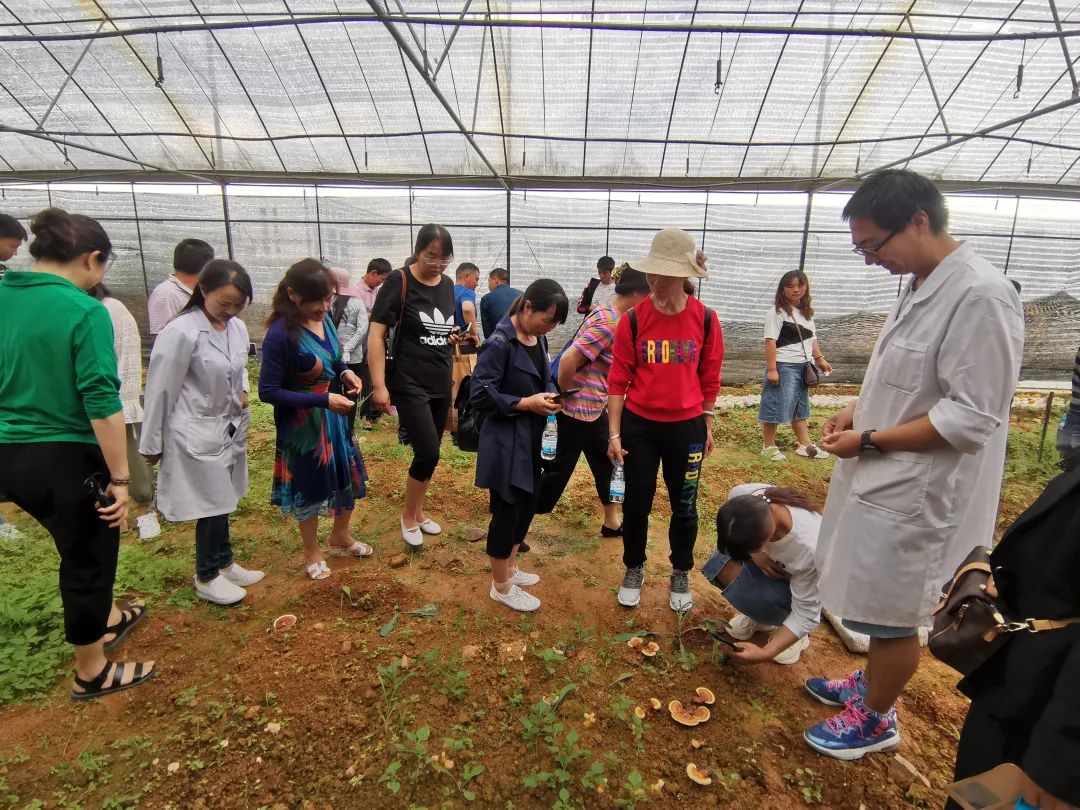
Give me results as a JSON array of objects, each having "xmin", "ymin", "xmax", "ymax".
[
  {"xmin": 692, "ymin": 687, "xmax": 716, "ymax": 706},
  {"xmin": 686, "ymin": 763, "xmax": 713, "ymax": 786},
  {"xmin": 669, "ymin": 700, "xmax": 710, "ymax": 726}
]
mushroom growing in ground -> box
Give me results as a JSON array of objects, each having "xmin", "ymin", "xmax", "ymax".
[
  {"xmin": 669, "ymin": 700, "xmax": 711, "ymax": 727},
  {"xmin": 640, "ymin": 641, "xmax": 660, "ymax": 657},
  {"xmin": 686, "ymin": 763, "xmax": 712, "ymax": 786},
  {"xmin": 634, "ymin": 706, "xmax": 647, "ymax": 720},
  {"xmin": 272, "ymin": 614, "xmax": 297, "ymax": 632},
  {"xmin": 627, "ymin": 637, "xmax": 645, "ymax": 651},
  {"xmin": 649, "ymin": 697, "xmax": 662, "ymax": 711},
  {"xmin": 692, "ymin": 687, "xmax": 716, "ymax": 706}
]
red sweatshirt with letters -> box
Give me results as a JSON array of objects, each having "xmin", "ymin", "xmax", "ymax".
[{"xmin": 607, "ymin": 295, "xmax": 724, "ymax": 422}]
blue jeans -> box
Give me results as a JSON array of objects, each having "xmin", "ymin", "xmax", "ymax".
[
  {"xmin": 702, "ymin": 549, "xmax": 791, "ymax": 627},
  {"xmin": 758, "ymin": 362, "xmax": 810, "ymax": 424}
]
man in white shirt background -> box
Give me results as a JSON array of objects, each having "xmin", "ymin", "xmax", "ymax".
[{"xmin": 147, "ymin": 239, "xmax": 215, "ymax": 340}]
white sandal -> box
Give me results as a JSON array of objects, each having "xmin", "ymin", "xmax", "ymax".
[
  {"xmin": 418, "ymin": 518, "xmax": 442, "ymax": 536},
  {"xmin": 305, "ymin": 560, "xmax": 331, "ymax": 580},
  {"xmin": 330, "ymin": 541, "xmax": 373, "ymax": 558}
]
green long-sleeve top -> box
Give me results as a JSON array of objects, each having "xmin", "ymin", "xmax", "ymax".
[{"xmin": 0, "ymin": 271, "xmax": 122, "ymax": 445}]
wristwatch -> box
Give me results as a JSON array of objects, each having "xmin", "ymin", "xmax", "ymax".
[{"xmin": 859, "ymin": 430, "xmax": 884, "ymax": 455}]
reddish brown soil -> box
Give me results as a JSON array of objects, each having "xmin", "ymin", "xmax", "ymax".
[{"xmin": 0, "ymin": 417, "xmax": 982, "ymax": 809}]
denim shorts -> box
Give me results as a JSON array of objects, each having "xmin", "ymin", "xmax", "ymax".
[
  {"xmin": 840, "ymin": 619, "xmax": 917, "ymax": 639},
  {"xmin": 701, "ymin": 549, "xmax": 791, "ymax": 627},
  {"xmin": 758, "ymin": 362, "xmax": 810, "ymax": 424}
]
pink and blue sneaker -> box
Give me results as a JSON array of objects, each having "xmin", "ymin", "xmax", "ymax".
[
  {"xmin": 804, "ymin": 669, "xmax": 866, "ymax": 707},
  {"xmin": 803, "ymin": 695, "xmax": 900, "ymax": 760}
]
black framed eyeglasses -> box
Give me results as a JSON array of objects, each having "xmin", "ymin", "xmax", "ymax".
[{"xmin": 851, "ymin": 229, "xmax": 901, "ymax": 258}]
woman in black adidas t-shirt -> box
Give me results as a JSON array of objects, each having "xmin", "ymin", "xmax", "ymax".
[{"xmin": 369, "ymin": 224, "xmax": 468, "ymax": 550}]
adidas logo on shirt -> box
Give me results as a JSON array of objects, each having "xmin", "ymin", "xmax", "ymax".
[{"xmin": 419, "ymin": 307, "xmax": 454, "ymax": 346}]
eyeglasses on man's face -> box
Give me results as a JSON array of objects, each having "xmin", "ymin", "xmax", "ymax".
[{"xmin": 851, "ymin": 228, "xmax": 901, "ymax": 259}]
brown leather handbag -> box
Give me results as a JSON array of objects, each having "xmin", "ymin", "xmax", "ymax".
[{"xmin": 928, "ymin": 545, "xmax": 1080, "ymax": 677}]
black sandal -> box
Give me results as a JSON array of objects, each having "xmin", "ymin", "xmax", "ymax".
[
  {"xmin": 70, "ymin": 661, "xmax": 156, "ymax": 701},
  {"xmin": 103, "ymin": 602, "xmax": 147, "ymax": 653}
]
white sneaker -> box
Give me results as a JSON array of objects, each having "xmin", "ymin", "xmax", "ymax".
[
  {"xmin": 669, "ymin": 570, "xmax": 693, "ymax": 612},
  {"xmin": 618, "ymin": 566, "xmax": 644, "ymax": 607},
  {"xmin": 194, "ymin": 574, "xmax": 246, "ymax": 605},
  {"xmin": 727, "ymin": 613, "xmax": 776, "ymax": 640},
  {"xmin": 489, "ymin": 583, "xmax": 540, "ymax": 612},
  {"xmin": 220, "ymin": 562, "xmax": 265, "ymax": 587},
  {"xmin": 772, "ymin": 635, "xmax": 810, "ymax": 665},
  {"xmin": 401, "ymin": 517, "xmax": 424, "ymax": 548},
  {"xmin": 136, "ymin": 512, "xmax": 161, "ymax": 540},
  {"xmin": 796, "ymin": 444, "xmax": 830, "ymax": 459},
  {"xmin": 761, "ymin": 445, "xmax": 787, "ymax": 462},
  {"xmin": 511, "ymin": 568, "xmax": 540, "ymax": 586}
]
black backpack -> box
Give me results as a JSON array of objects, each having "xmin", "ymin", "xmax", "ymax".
[{"xmin": 453, "ymin": 332, "xmax": 510, "ymax": 453}]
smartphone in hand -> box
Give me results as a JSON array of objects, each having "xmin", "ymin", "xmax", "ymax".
[
  {"xmin": 551, "ymin": 388, "xmax": 582, "ymax": 404},
  {"xmin": 84, "ymin": 474, "xmax": 115, "ymax": 508}
]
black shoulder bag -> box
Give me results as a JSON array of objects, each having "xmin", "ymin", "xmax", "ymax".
[{"xmin": 383, "ymin": 268, "xmax": 408, "ymax": 380}]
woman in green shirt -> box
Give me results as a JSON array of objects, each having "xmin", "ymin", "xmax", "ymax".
[{"xmin": 0, "ymin": 209, "xmax": 156, "ymax": 699}]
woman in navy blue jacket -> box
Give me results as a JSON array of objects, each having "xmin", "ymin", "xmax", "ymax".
[{"xmin": 472, "ymin": 280, "xmax": 569, "ymax": 612}]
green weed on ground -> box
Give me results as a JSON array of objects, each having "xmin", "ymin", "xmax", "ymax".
[{"xmin": 0, "ymin": 526, "xmax": 188, "ymax": 705}]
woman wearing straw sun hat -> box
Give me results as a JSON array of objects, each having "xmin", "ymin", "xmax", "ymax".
[{"xmin": 606, "ymin": 228, "xmax": 724, "ymax": 612}]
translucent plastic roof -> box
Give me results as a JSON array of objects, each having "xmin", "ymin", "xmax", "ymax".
[{"xmin": 3, "ymin": 1, "xmax": 1080, "ymax": 188}]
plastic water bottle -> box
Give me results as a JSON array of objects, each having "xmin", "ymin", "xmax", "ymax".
[
  {"xmin": 541, "ymin": 414, "xmax": 558, "ymax": 461},
  {"xmin": 609, "ymin": 461, "xmax": 625, "ymax": 504},
  {"xmin": 1015, "ymin": 800, "xmax": 1038, "ymax": 810}
]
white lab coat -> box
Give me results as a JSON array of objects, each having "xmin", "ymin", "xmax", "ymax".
[
  {"xmin": 816, "ymin": 243, "xmax": 1024, "ymax": 627},
  {"xmin": 140, "ymin": 309, "xmax": 250, "ymax": 522}
]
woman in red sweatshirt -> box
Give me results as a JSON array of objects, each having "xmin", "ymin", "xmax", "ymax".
[{"xmin": 607, "ymin": 228, "xmax": 724, "ymax": 612}]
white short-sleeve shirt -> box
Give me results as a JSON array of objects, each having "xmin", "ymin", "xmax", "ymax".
[{"xmin": 764, "ymin": 307, "xmax": 816, "ymax": 365}]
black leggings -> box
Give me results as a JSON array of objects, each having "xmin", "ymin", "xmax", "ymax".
[
  {"xmin": 0, "ymin": 442, "xmax": 118, "ymax": 646},
  {"xmin": 487, "ymin": 477, "xmax": 541, "ymax": 560},
  {"xmin": 536, "ymin": 411, "xmax": 613, "ymax": 514},
  {"xmin": 393, "ymin": 392, "xmax": 451, "ymax": 481},
  {"xmin": 621, "ymin": 410, "xmax": 707, "ymax": 572}
]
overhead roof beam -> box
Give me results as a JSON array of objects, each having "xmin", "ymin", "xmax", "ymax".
[
  {"xmin": 431, "ymin": 0, "xmax": 474, "ymax": 79},
  {"xmin": 391, "ymin": 0, "xmax": 431, "ymax": 72},
  {"xmin": 0, "ymin": 124, "xmax": 213, "ymax": 180},
  {"xmin": 365, "ymin": 0, "xmax": 509, "ymax": 190},
  {"xmin": 906, "ymin": 15, "xmax": 950, "ymax": 138},
  {"xmin": 37, "ymin": 21, "xmax": 106, "ymax": 130},
  {"xmin": 819, "ymin": 93, "xmax": 1080, "ymax": 191},
  {"xmin": 1048, "ymin": 0, "xmax": 1080, "ymax": 98},
  {"xmin": 9, "ymin": 16, "xmax": 1080, "ymax": 44},
  {"xmin": 658, "ymin": 0, "xmax": 699, "ymax": 176}
]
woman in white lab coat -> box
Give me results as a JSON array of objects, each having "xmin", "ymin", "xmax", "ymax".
[{"xmin": 141, "ymin": 260, "xmax": 265, "ymax": 606}]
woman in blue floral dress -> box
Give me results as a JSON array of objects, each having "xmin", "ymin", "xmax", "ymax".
[{"xmin": 259, "ymin": 259, "xmax": 369, "ymax": 580}]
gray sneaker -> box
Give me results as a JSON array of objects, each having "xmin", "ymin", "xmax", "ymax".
[
  {"xmin": 618, "ymin": 566, "xmax": 645, "ymax": 607},
  {"xmin": 669, "ymin": 569, "xmax": 693, "ymax": 612}
]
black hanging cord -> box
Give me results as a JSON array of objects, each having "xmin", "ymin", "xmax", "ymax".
[
  {"xmin": 714, "ymin": 31, "xmax": 724, "ymax": 94},
  {"xmin": 1014, "ymin": 40, "xmax": 1025, "ymax": 98},
  {"xmin": 154, "ymin": 32, "xmax": 165, "ymax": 87}
]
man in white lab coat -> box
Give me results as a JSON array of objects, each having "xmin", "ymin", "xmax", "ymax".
[{"xmin": 801, "ymin": 170, "xmax": 1025, "ymax": 760}]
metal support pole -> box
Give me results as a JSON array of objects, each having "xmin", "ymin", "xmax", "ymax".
[
  {"xmin": 129, "ymin": 183, "xmax": 150, "ymax": 302},
  {"xmin": 798, "ymin": 191, "xmax": 814, "ymax": 271},
  {"xmin": 366, "ymin": 0, "xmax": 509, "ymax": 190},
  {"xmin": 391, "ymin": 0, "xmax": 430, "ymax": 73},
  {"xmin": 698, "ymin": 190, "xmax": 710, "ymax": 298},
  {"xmin": 431, "ymin": 0, "xmax": 475, "ymax": 79},
  {"xmin": 314, "ymin": 184, "xmax": 324, "ymax": 262},
  {"xmin": 506, "ymin": 188, "xmax": 511, "ymax": 278},
  {"xmin": 408, "ymin": 185, "xmax": 414, "ymax": 250},
  {"xmin": 906, "ymin": 16, "xmax": 951, "ymax": 137},
  {"xmin": 1048, "ymin": 0, "xmax": 1080, "ymax": 98},
  {"xmin": 221, "ymin": 183, "xmax": 235, "ymax": 260},
  {"xmin": 604, "ymin": 189, "xmax": 611, "ymax": 255},
  {"xmin": 1038, "ymin": 391, "xmax": 1055, "ymax": 463},
  {"xmin": 1003, "ymin": 196, "xmax": 1021, "ymax": 274},
  {"xmin": 38, "ymin": 21, "xmax": 107, "ymax": 129}
]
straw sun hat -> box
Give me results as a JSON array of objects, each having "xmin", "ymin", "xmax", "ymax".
[{"xmin": 630, "ymin": 228, "xmax": 708, "ymax": 279}]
